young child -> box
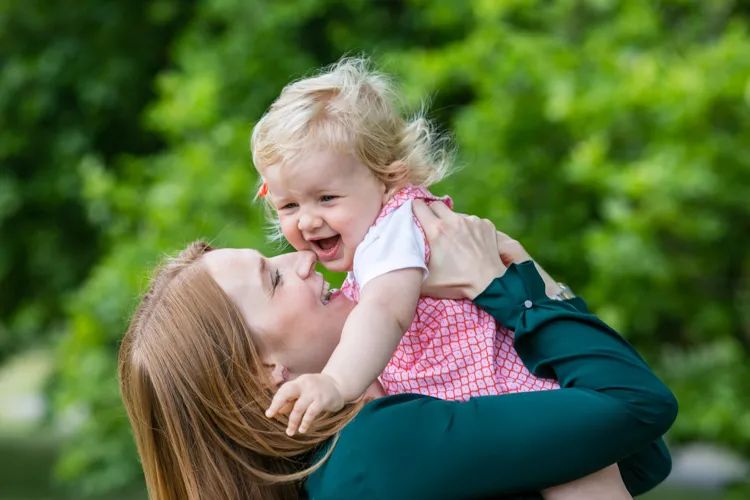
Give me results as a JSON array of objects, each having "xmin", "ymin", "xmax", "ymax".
[
  {"xmin": 252, "ymin": 60, "xmax": 633, "ymax": 498},
  {"xmin": 253, "ymin": 57, "xmax": 561, "ymax": 416}
]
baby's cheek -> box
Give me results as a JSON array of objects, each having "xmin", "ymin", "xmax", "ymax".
[
  {"xmin": 343, "ymin": 216, "xmax": 373, "ymax": 247},
  {"xmin": 280, "ymin": 219, "xmax": 308, "ymax": 250}
]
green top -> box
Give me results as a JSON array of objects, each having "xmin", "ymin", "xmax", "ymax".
[{"xmin": 304, "ymin": 262, "xmax": 677, "ymax": 499}]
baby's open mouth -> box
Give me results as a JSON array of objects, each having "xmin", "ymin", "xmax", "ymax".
[
  {"xmin": 310, "ymin": 235, "xmax": 342, "ymax": 261},
  {"xmin": 313, "ymin": 235, "xmax": 340, "ymax": 251}
]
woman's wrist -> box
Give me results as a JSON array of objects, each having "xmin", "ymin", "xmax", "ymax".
[
  {"xmin": 531, "ymin": 262, "xmax": 564, "ymax": 298},
  {"xmin": 474, "ymin": 261, "xmax": 555, "ymax": 328},
  {"xmin": 467, "ymin": 266, "xmax": 506, "ymax": 300}
]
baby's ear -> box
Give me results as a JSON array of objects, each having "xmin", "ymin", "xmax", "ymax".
[{"xmin": 382, "ymin": 160, "xmax": 408, "ymax": 200}]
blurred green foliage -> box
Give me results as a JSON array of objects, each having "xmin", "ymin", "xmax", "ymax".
[
  {"xmin": 0, "ymin": 0, "xmax": 193, "ymax": 358},
  {"xmin": 2, "ymin": 0, "xmax": 748, "ymax": 495}
]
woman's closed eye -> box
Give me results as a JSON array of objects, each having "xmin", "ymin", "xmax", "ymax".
[{"xmin": 271, "ymin": 269, "xmax": 282, "ymax": 294}]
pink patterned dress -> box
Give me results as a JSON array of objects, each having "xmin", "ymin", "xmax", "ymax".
[{"xmin": 341, "ymin": 185, "xmax": 559, "ymax": 401}]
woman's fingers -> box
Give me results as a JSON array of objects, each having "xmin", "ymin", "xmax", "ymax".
[
  {"xmin": 492, "ymin": 231, "xmax": 562, "ymax": 296},
  {"xmin": 478, "ymin": 217, "xmax": 498, "ymax": 239},
  {"xmin": 412, "ymin": 199, "xmax": 436, "ymax": 223},
  {"xmin": 427, "ymin": 199, "xmax": 455, "ymax": 218},
  {"xmin": 495, "ymin": 232, "xmax": 532, "ymax": 266},
  {"xmin": 412, "ymin": 199, "xmax": 441, "ymax": 238},
  {"xmin": 495, "ymin": 230, "xmax": 516, "ymax": 247},
  {"xmin": 411, "ymin": 199, "xmax": 447, "ymax": 234},
  {"xmin": 413, "ymin": 199, "xmax": 456, "ymax": 239},
  {"xmin": 416, "ymin": 201, "xmax": 553, "ymax": 297}
]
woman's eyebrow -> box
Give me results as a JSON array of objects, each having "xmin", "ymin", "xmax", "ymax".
[{"xmin": 258, "ymin": 256, "xmax": 271, "ymax": 297}]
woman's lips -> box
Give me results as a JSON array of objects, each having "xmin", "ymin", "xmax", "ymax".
[
  {"xmin": 324, "ymin": 288, "xmax": 343, "ymax": 306},
  {"xmin": 320, "ymin": 280, "xmax": 331, "ymax": 304}
]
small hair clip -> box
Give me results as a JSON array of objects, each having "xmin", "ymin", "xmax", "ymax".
[{"xmin": 256, "ymin": 179, "xmax": 269, "ymax": 198}]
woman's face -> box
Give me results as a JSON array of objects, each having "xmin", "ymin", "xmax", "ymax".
[{"xmin": 202, "ymin": 248, "xmax": 353, "ymax": 379}]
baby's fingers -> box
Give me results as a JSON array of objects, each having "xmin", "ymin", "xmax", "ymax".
[
  {"xmin": 266, "ymin": 383, "xmax": 300, "ymax": 419},
  {"xmin": 298, "ymin": 402, "xmax": 322, "ymax": 434},
  {"xmin": 286, "ymin": 397, "xmax": 313, "ymax": 436}
]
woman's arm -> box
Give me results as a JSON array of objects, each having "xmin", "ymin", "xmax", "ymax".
[
  {"xmin": 308, "ymin": 263, "xmax": 676, "ymax": 499},
  {"xmin": 323, "ymin": 269, "xmax": 423, "ymax": 400},
  {"xmin": 306, "ymin": 203, "xmax": 677, "ymax": 499},
  {"xmin": 422, "ymin": 201, "xmax": 676, "ymax": 496}
]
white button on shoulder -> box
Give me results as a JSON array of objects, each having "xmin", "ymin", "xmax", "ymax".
[{"xmin": 524, "ymin": 299, "xmax": 533, "ymax": 309}]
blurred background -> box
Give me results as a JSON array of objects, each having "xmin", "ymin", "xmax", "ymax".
[{"xmin": 1, "ymin": 0, "xmax": 749, "ymax": 498}]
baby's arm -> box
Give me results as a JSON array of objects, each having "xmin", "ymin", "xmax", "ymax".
[
  {"xmin": 324, "ymin": 268, "xmax": 423, "ymax": 399},
  {"xmin": 266, "ymin": 267, "xmax": 423, "ymax": 435}
]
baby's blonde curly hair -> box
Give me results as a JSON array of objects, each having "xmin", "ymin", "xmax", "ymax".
[{"xmin": 251, "ymin": 57, "xmax": 453, "ymax": 210}]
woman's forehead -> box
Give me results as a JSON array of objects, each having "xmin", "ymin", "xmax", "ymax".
[
  {"xmin": 203, "ymin": 248, "xmax": 265, "ymax": 289},
  {"xmin": 205, "ymin": 247, "xmax": 264, "ymax": 265}
]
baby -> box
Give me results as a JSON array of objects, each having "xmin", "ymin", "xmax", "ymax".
[
  {"xmin": 253, "ymin": 57, "xmax": 560, "ymax": 425},
  {"xmin": 252, "ymin": 59, "xmax": 634, "ymax": 498}
]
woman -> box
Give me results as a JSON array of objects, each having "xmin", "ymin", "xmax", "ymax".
[{"xmin": 119, "ymin": 201, "xmax": 677, "ymax": 499}]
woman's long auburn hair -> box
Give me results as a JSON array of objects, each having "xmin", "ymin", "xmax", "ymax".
[{"xmin": 118, "ymin": 241, "xmax": 363, "ymax": 500}]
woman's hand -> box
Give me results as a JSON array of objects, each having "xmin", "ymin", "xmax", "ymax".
[
  {"xmin": 413, "ymin": 200, "xmax": 563, "ymax": 300},
  {"xmin": 494, "ymin": 229, "xmax": 564, "ymax": 298},
  {"xmin": 413, "ymin": 200, "xmax": 505, "ymax": 300}
]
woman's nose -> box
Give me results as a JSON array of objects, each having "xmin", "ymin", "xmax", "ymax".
[{"xmin": 295, "ymin": 250, "xmax": 317, "ymax": 279}]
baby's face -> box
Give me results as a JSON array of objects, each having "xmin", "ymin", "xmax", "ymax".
[{"xmin": 262, "ymin": 148, "xmax": 387, "ymax": 272}]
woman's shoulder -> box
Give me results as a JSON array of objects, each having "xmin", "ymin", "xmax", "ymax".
[{"xmin": 338, "ymin": 393, "xmax": 438, "ymax": 443}]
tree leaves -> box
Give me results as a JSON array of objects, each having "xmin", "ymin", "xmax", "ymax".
[{"xmin": 5, "ymin": 0, "xmax": 746, "ymax": 494}]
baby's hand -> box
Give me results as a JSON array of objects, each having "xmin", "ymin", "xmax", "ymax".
[{"xmin": 266, "ymin": 373, "xmax": 345, "ymax": 436}]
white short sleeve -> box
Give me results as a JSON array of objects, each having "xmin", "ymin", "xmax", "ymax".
[{"xmin": 352, "ymin": 200, "xmax": 427, "ymax": 292}]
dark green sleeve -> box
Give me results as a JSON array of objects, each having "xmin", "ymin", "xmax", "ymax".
[
  {"xmin": 559, "ymin": 278, "xmax": 674, "ymax": 496},
  {"xmin": 306, "ymin": 262, "xmax": 677, "ymax": 500},
  {"xmin": 477, "ymin": 262, "xmax": 676, "ymax": 497}
]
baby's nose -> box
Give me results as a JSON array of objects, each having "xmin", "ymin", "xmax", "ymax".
[
  {"xmin": 295, "ymin": 250, "xmax": 317, "ymax": 279},
  {"xmin": 298, "ymin": 213, "xmax": 322, "ymax": 232}
]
